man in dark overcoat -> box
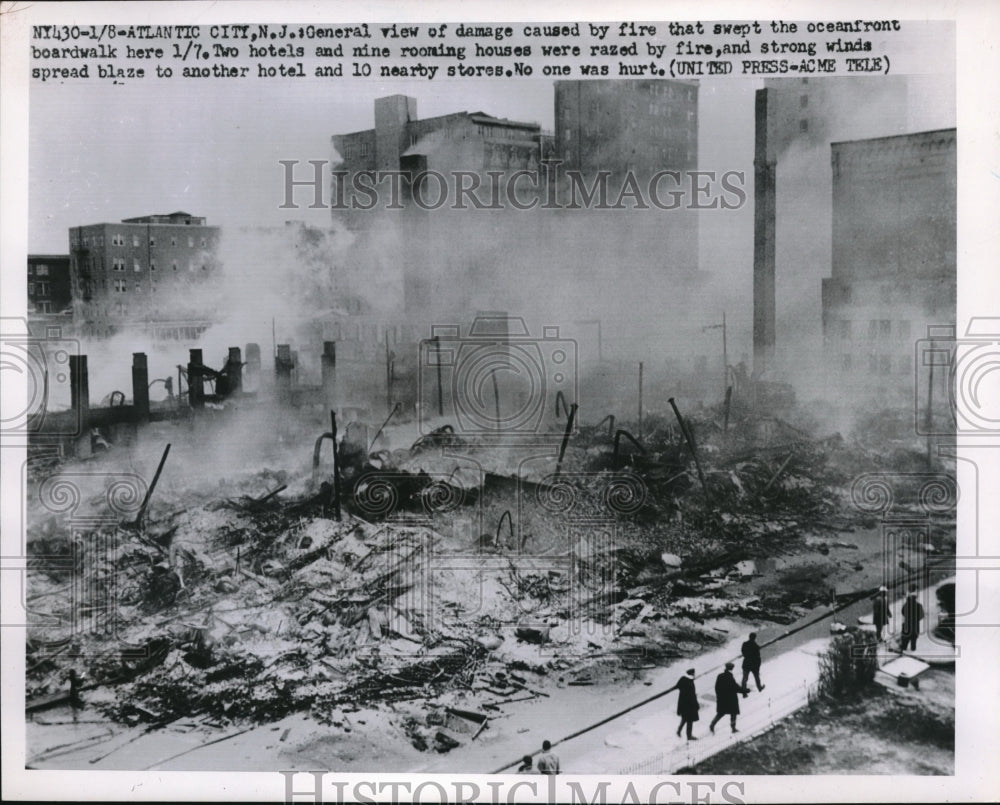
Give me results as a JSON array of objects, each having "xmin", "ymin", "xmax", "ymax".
[
  {"xmin": 665, "ymin": 667, "xmax": 700, "ymax": 740},
  {"xmin": 710, "ymin": 662, "xmax": 749, "ymax": 734}
]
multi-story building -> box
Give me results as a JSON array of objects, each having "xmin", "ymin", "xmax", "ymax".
[
  {"xmin": 555, "ymin": 79, "xmax": 698, "ymax": 178},
  {"xmin": 333, "ymin": 95, "xmax": 553, "ymax": 214},
  {"xmin": 821, "ymin": 128, "xmax": 956, "ymax": 406},
  {"xmin": 27, "ymin": 254, "xmax": 72, "ymax": 315},
  {"xmin": 27, "ymin": 254, "xmax": 73, "ymax": 339},
  {"xmin": 753, "ymin": 77, "xmax": 909, "ymax": 381},
  {"xmin": 68, "ymin": 211, "xmax": 220, "ymax": 337}
]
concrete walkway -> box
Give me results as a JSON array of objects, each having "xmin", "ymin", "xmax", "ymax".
[{"xmin": 545, "ymin": 576, "xmax": 955, "ymax": 774}]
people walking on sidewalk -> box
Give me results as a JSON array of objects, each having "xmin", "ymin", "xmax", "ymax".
[
  {"xmin": 872, "ymin": 585, "xmax": 892, "ymax": 642},
  {"xmin": 710, "ymin": 663, "xmax": 749, "ymax": 734},
  {"xmin": 665, "ymin": 668, "xmax": 700, "ymax": 740},
  {"xmin": 899, "ymin": 584, "xmax": 924, "ymax": 652},
  {"xmin": 536, "ymin": 740, "xmax": 560, "ymax": 774},
  {"xmin": 740, "ymin": 633, "xmax": 765, "ymax": 695}
]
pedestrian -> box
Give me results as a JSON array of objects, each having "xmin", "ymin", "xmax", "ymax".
[
  {"xmin": 872, "ymin": 585, "xmax": 891, "ymax": 642},
  {"xmin": 516, "ymin": 754, "xmax": 534, "ymax": 773},
  {"xmin": 899, "ymin": 584, "xmax": 924, "ymax": 652},
  {"xmin": 710, "ymin": 662, "xmax": 748, "ymax": 734},
  {"xmin": 665, "ymin": 667, "xmax": 700, "ymax": 740},
  {"xmin": 740, "ymin": 633, "xmax": 765, "ymax": 696},
  {"xmin": 536, "ymin": 740, "xmax": 560, "ymax": 774}
]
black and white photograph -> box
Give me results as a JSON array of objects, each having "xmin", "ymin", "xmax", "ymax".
[{"xmin": 1, "ymin": 1, "xmax": 997, "ymax": 802}]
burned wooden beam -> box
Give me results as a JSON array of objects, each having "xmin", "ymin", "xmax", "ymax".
[{"xmin": 668, "ymin": 397, "xmax": 710, "ymax": 504}]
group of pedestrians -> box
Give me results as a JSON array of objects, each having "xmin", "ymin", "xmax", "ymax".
[{"xmin": 665, "ymin": 633, "xmax": 765, "ymax": 740}]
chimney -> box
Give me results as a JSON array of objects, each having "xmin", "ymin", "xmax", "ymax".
[{"xmin": 753, "ymin": 88, "xmax": 776, "ymax": 375}]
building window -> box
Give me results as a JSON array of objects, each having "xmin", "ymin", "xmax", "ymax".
[
  {"xmin": 799, "ymin": 119, "xmax": 808, "ymax": 132},
  {"xmin": 132, "ymin": 235, "xmax": 140, "ymax": 247},
  {"xmin": 134, "ymin": 282, "xmax": 141, "ymax": 293},
  {"xmin": 188, "ymin": 236, "xmax": 194, "ymax": 248},
  {"xmin": 113, "ymin": 258, "xmax": 125, "ymax": 271},
  {"xmin": 200, "ymin": 238, "xmax": 206, "ymax": 248},
  {"xmin": 360, "ymin": 142, "xmax": 370, "ymax": 156},
  {"xmin": 800, "ymin": 94, "xmax": 808, "ymax": 108},
  {"xmin": 35, "ymin": 264, "xmax": 49, "ymax": 276},
  {"xmin": 171, "ymin": 236, "xmax": 177, "ymax": 246},
  {"xmin": 37, "ymin": 301, "xmax": 52, "ymax": 313},
  {"xmin": 134, "ymin": 260, "xmax": 142, "ymax": 272},
  {"xmin": 564, "ymin": 128, "xmax": 572, "ymax": 141},
  {"xmin": 27, "ymin": 282, "xmax": 34, "ymax": 296},
  {"xmin": 36, "ymin": 281, "xmax": 50, "ymax": 296},
  {"xmin": 149, "ymin": 236, "xmax": 156, "ymax": 247},
  {"xmin": 150, "ymin": 260, "xmax": 156, "ymax": 271},
  {"xmin": 114, "ymin": 278, "xmax": 127, "ymax": 293},
  {"xmin": 172, "ymin": 261, "xmax": 178, "ymax": 271}
]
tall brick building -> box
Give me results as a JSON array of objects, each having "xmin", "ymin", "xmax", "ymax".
[
  {"xmin": 68, "ymin": 211, "xmax": 220, "ymax": 337},
  {"xmin": 821, "ymin": 129, "xmax": 956, "ymax": 405}
]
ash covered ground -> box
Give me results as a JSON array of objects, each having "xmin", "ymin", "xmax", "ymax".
[{"xmin": 24, "ymin": 396, "xmax": 955, "ymax": 767}]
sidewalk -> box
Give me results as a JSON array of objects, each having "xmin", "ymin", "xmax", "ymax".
[{"xmin": 553, "ymin": 576, "xmax": 956, "ymax": 774}]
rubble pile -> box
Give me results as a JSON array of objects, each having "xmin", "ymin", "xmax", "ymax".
[{"xmin": 25, "ymin": 401, "xmax": 948, "ymax": 753}]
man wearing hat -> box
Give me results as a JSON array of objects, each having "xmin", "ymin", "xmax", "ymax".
[
  {"xmin": 872, "ymin": 585, "xmax": 892, "ymax": 642},
  {"xmin": 665, "ymin": 668, "xmax": 700, "ymax": 740},
  {"xmin": 899, "ymin": 584, "xmax": 924, "ymax": 652},
  {"xmin": 710, "ymin": 662, "xmax": 749, "ymax": 735}
]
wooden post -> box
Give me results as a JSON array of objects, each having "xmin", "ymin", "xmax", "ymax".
[
  {"xmin": 321, "ymin": 340, "xmax": 337, "ymax": 408},
  {"xmin": 132, "ymin": 352, "xmax": 150, "ymax": 422},
  {"xmin": 187, "ymin": 349, "xmax": 204, "ymax": 408},
  {"xmin": 638, "ymin": 361, "xmax": 644, "ymax": 438},
  {"xmin": 330, "ymin": 410, "xmax": 341, "ymax": 521},
  {"xmin": 227, "ymin": 347, "xmax": 242, "ymax": 394},
  {"xmin": 433, "ymin": 335, "xmax": 444, "ymax": 417},
  {"xmin": 69, "ymin": 354, "xmax": 89, "ymax": 434},
  {"xmin": 275, "ymin": 344, "xmax": 292, "ymax": 403}
]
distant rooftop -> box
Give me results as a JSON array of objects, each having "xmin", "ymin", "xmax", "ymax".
[{"xmin": 120, "ymin": 212, "xmax": 207, "ymax": 225}]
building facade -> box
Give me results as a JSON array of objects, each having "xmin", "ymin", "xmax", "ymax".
[
  {"xmin": 753, "ymin": 77, "xmax": 910, "ymax": 385},
  {"xmin": 68, "ymin": 211, "xmax": 220, "ymax": 337},
  {"xmin": 821, "ymin": 128, "xmax": 956, "ymax": 405},
  {"xmin": 554, "ymin": 79, "xmax": 698, "ymax": 178}
]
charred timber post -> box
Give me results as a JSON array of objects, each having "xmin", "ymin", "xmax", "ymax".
[
  {"xmin": 668, "ymin": 397, "xmax": 710, "ymax": 503},
  {"xmin": 555, "ymin": 390, "xmax": 571, "ymax": 418},
  {"xmin": 227, "ymin": 347, "xmax": 243, "ymax": 394},
  {"xmin": 132, "ymin": 353, "xmax": 150, "ymax": 422},
  {"xmin": 312, "ymin": 432, "xmax": 334, "ymax": 473},
  {"xmin": 331, "ymin": 409, "xmax": 341, "ymax": 521},
  {"xmin": 69, "ymin": 354, "xmax": 89, "ymax": 432},
  {"xmin": 275, "ymin": 344, "xmax": 293, "ymax": 404},
  {"xmin": 638, "ymin": 362, "xmax": 644, "ymax": 439},
  {"xmin": 433, "ymin": 336, "xmax": 444, "ymax": 417},
  {"xmin": 188, "ymin": 349, "xmax": 205, "ymax": 408},
  {"xmin": 496, "ymin": 510, "xmax": 514, "ymax": 550},
  {"xmin": 491, "ymin": 369, "xmax": 501, "ymax": 432},
  {"xmin": 723, "ymin": 385, "xmax": 733, "ymax": 434},
  {"xmin": 555, "ymin": 402, "xmax": 579, "ymax": 477},
  {"xmin": 321, "ymin": 341, "xmax": 337, "ymax": 408},
  {"xmin": 612, "ymin": 428, "xmax": 646, "ymax": 459},
  {"xmin": 385, "ymin": 340, "xmax": 395, "ymax": 414},
  {"xmin": 596, "ymin": 414, "xmax": 616, "ymax": 439},
  {"xmin": 761, "ymin": 451, "xmax": 795, "ymax": 495},
  {"xmin": 134, "ymin": 443, "xmax": 171, "ymax": 528},
  {"xmin": 369, "ymin": 402, "xmax": 401, "ymax": 453}
]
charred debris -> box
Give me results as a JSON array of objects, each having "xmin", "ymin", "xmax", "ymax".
[{"xmin": 26, "ymin": 359, "xmax": 949, "ymax": 755}]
